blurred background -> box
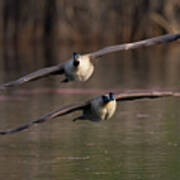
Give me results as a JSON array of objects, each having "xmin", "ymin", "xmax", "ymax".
[
  {"xmin": 1, "ymin": 1, "xmax": 180, "ymax": 180},
  {"xmin": 0, "ymin": 0, "xmax": 180, "ymax": 71}
]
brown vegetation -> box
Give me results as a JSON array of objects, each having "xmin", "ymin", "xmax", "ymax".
[
  {"xmin": 0, "ymin": 0, "xmax": 179, "ymax": 72},
  {"xmin": 0, "ymin": 0, "xmax": 180, "ymax": 47}
]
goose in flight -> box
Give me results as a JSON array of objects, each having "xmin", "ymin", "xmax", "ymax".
[
  {"xmin": 0, "ymin": 90, "xmax": 178, "ymax": 135},
  {"xmin": 0, "ymin": 33, "xmax": 180, "ymax": 90},
  {"xmin": 62, "ymin": 52, "xmax": 94, "ymax": 82}
]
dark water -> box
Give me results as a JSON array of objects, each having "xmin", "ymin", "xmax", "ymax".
[{"xmin": 0, "ymin": 44, "xmax": 180, "ymax": 180}]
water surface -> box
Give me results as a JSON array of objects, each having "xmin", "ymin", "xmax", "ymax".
[{"xmin": 0, "ymin": 44, "xmax": 180, "ymax": 180}]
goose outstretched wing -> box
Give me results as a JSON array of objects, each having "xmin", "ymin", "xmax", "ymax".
[
  {"xmin": 115, "ymin": 90, "xmax": 174, "ymax": 102},
  {"xmin": 0, "ymin": 101, "xmax": 89, "ymax": 135},
  {"xmin": 0, "ymin": 63, "xmax": 65, "ymax": 90},
  {"xmin": 89, "ymin": 34, "xmax": 180, "ymax": 59}
]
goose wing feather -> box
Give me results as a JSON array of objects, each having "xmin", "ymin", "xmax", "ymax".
[
  {"xmin": 0, "ymin": 100, "xmax": 89, "ymax": 135},
  {"xmin": 0, "ymin": 63, "xmax": 65, "ymax": 90},
  {"xmin": 115, "ymin": 90, "xmax": 174, "ymax": 102},
  {"xmin": 89, "ymin": 34, "xmax": 180, "ymax": 59}
]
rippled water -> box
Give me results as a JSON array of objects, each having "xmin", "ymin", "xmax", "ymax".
[{"xmin": 0, "ymin": 44, "xmax": 180, "ymax": 180}]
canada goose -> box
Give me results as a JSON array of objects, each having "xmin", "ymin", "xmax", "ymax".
[
  {"xmin": 0, "ymin": 90, "xmax": 178, "ymax": 135},
  {"xmin": 73, "ymin": 92, "xmax": 116, "ymax": 121},
  {"xmin": 62, "ymin": 52, "xmax": 94, "ymax": 82},
  {"xmin": 0, "ymin": 33, "xmax": 180, "ymax": 90}
]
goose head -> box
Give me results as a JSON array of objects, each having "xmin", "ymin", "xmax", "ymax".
[
  {"xmin": 109, "ymin": 92, "xmax": 115, "ymax": 101},
  {"xmin": 102, "ymin": 92, "xmax": 115, "ymax": 104},
  {"xmin": 73, "ymin": 52, "xmax": 80, "ymax": 67}
]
